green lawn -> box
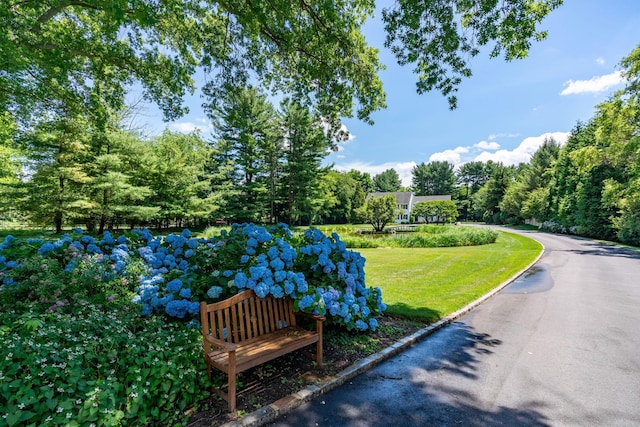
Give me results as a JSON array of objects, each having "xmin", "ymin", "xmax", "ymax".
[{"xmin": 361, "ymin": 230, "xmax": 542, "ymax": 322}]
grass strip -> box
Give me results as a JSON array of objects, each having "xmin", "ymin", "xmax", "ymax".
[{"xmin": 361, "ymin": 231, "xmax": 542, "ymax": 322}]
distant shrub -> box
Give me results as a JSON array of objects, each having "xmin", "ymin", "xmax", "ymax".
[
  {"xmin": 541, "ymin": 221, "xmax": 568, "ymax": 234},
  {"xmin": 340, "ymin": 226, "xmax": 498, "ymax": 248}
]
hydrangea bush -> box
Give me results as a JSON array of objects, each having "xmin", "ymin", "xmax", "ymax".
[{"xmin": 0, "ymin": 224, "xmax": 386, "ymax": 331}]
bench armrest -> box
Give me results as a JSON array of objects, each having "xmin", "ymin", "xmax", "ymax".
[
  {"xmin": 295, "ymin": 311, "xmax": 326, "ymax": 322},
  {"xmin": 204, "ymin": 334, "xmax": 237, "ymax": 351}
]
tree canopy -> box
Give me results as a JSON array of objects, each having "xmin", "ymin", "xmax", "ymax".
[
  {"xmin": 358, "ymin": 194, "xmax": 399, "ymax": 232},
  {"xmin": 373, "ymin": 168, "xmax": 402, "ymax": 192},
  {"xmin": 2, "ymin": 0, "xmax": 562, "ymax": 128}
]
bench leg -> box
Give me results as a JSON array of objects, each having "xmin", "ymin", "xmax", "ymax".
[
  {"xmin": 316, "ymin": 321, "xmax": 323, "ymax": 366},
  {"xmin": 228, "ymin": 351, "xmax": 237, "ymax": 413}
]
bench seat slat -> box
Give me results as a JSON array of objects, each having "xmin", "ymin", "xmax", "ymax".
[{"xmin": 206, "ymin": 326, "xmax": 319, "ymax": 372}]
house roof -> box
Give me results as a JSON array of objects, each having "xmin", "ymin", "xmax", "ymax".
[{"xmin": 367, "ymin": 191, "xmax": 413, "ymax": 204}]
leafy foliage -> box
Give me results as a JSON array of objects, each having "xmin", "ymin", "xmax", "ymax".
[
  {"xmin": 382, "ymin": 0, "xmax": 563, "ymax": 109},
  {"xmin": 412, "ymin": 200, "xmax": 459, "ymax": 225},
  {"xmin": 357, "ymin": 194, "xmax": 399, "ymax": 232},
  {"xmin": 0, "ymin": 305, "xmax": 206, "ymax": 427},
  {"xmin": 0, "ymin": 223, "xmax": 387, "ymax": 425}
]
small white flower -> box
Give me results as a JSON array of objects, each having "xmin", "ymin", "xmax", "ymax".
[{"xmin": 18, "ymin": 403, "xmax": 25, "ymax": 409}]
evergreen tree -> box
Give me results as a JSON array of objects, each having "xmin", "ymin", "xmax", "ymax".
[
  {"xmin": 147, "ymin": 130, "xmax": 213, "ymax": 229},
  {"xmin": 373, "ymin": 168, "xmax": 401, "ymax": 192},
  {"xmin": 278, "ymin": 100, "xmax": 332, "ymax": 225},
  {"xmin": 412, "ymin": 160, "xmax": 455, "ymax": 195},
  {"xmin": 84, "ymin": 130, "xmax": 158, "ymax": 233},
  {"xmin": 210, "ymin": 87, "xmax": 278, "ymax": 223},
  {"xmin": 18, "ymin": 115, "xmax": 92, "ymax": 233}
]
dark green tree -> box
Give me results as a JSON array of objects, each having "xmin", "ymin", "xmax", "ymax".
[
  {"xmin": 346, "ymin": 169, "xmax": 375, "ymax": 194},
  {"xmin": 144, "ymin": 131, "xmax": 213, "ymax": 229},
  {"xmin": 456, "ymin": 161, "xmax": 492, "ymax": 220},
  {"xmin": 2, "ymin": 0, "xmax": 560, "ymax": 131},
  {"xmin": 373, "ymin": 169, "xmax": 402, "ymax": 192},
  {"xmin": 17, "ymin": 115, "xmax": 92, "ymax": 233},
  {"xmin": 412, "ymin": 161, "xmax": 455, "ymax": 195},
  {"xmin": 210, "ymin": 87, "xmax": 278, "ymax": 223},
  {"xmin": 476, "ymin": 163, "xmax": 514, "ymax": 223},
  {"xmin": 277, "ymin": 100, "xmax": 332, "ymax": 225},
  {"xmin": 500, "ymin": 137, "xmax": 560, "ymax": 223}
]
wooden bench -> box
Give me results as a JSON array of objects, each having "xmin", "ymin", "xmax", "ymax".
[{"xmin": 200, "ymin": 289, "xmax": 324, "ymax": 413}]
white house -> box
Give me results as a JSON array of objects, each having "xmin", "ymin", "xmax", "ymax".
[{"xmin": 366, "ymin": 192, "xmax": 451, "ymax": 224}]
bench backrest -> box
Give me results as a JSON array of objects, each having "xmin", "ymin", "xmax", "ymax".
[{"xmin": 200, "ymin": 289, "xmax": 297, "ymax": 345}]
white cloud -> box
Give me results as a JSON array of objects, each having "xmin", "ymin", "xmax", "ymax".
[
  {"xmin": 488, "ymin": 132, "xmax": 520, "ymax": 140},
  {"xmin": 596, "ymin": 57, "xmax": 605, "ymax": 65},
  {"xmin": 334, "ymin": 132, "xmax": 570, "ymax": 188},
  {"xmin": 473, "ymin": 132, "xmax": 570, "ymax": 165},
  {"xmin": 334, "ymin": 161, "xmax": 417, "ymax": 187},
  {"xmin": 474, "ymin": 141, "xmax": 500, "ymax": 150},
  {"xmin": 428, "ymin": 146, "xmax": 468, "ymax": 164},
  {"xmin": 560, "ymin": 71, "xmax": 625, "ymax": 95},
  {"xmin": 169, "ymin": 120, "xmax": 212, "ymax": 134}
]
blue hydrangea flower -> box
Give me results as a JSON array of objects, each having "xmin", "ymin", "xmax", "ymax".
[
  {"xmin": 298, "ymin": 295, "xmax": 315, "ymax": 310},
  {"xmin": 284, "ymin": 281, "xmax": 295, "ymax": 295},
  {"xmin": 166, "ymin": 279, "xmax": 183, "ymax": 293},
  {"xmin": 369, "ymin": 318, "xmax": 378, "ymax": 330},
  {"xmin": 255, "ymin": 283, "xmax": 269, "ymax": 298},
  {"xmin": 270, "ymin": 258, "xmax": 285, "ymax": 271},
  {"xmin": 234, "ymin": 272, "xmax": 248, "ymax": 288},
  {"xmin": 270, "ymin": 285, "xmax": 284, "ymax": 298},
  {"xmin": 274, "ymin": 270, "xmax": 286, "ymax": 282},
  {"xmin": 207, "ymin": 286, "xmax": 223, "ymax": 299},
  {"xmin": 86, "ymin": 243, "xmax": 102, "ymax": 254},
  {"xmin": 355, "ymin": 320, "xmax": 368, "ymax": 331},
  {"xmin": 38, "ymin": 242, "xmax": 56, "ymax": 254}
]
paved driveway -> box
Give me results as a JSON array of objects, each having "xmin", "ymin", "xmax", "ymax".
[{"xmin": 268, "ymin": 230, "xmax": 640, "ymax": 426}]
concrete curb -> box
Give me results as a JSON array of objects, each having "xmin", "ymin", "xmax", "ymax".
[{"xmin": 222, "ymin": 233, "xmax": 545, "ymax": 427}]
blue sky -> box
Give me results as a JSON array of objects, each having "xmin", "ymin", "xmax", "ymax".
[{"xmin": 133, "ymin": 0, "xmax": 640, "ymax": 186}]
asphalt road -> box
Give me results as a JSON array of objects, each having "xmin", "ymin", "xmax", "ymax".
[{"xmin": 268, "ymin": 229, "xmax": 640, "ymax": 427}]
